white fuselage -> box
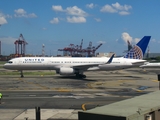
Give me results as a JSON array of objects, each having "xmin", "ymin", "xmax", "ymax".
[{"xmin": 3, "ymin": 57, "xmax": 146, "ymax": 72}]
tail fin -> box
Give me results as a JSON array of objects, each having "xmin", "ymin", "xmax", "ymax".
[{"xmin": 124, "ymin": 36, "xmax": 151, "ymax": 59}]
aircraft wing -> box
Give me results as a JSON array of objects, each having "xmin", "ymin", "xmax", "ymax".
[{"xmin": 72, "ymin": 54, "xmax": 115, "ymax": 70}]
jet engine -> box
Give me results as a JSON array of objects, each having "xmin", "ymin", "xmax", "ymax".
[{"xmin": 59, "ymin": 67, "xmax": 75, "ymax": 75}]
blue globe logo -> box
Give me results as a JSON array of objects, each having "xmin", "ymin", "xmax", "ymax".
[{"xmin": 125, "ymin": 45, "xmax": 143, "ymax": 59}]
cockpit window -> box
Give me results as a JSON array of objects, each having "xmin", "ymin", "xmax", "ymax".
[{"xmin": 7, "ymin": 61, "xmax": 13, "ymax": 64}]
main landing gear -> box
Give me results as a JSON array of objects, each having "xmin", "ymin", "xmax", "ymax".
[{"xmin": 76, "ymin": 73, "xmax": 86, "ymax": 79}]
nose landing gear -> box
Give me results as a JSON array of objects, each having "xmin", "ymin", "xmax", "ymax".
[{"xmin": 20, "ymin": 70, "xmax": 24, "ymax": 78}]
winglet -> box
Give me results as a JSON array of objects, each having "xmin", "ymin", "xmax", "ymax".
[{"xmin": 106, "ymin": 54, "xmax": 115, "ymax": 64}]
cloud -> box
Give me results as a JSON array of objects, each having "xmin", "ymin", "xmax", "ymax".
[
  {"xmin": 27, "ymin": 13, "xmax": 37, "ymax": 18},
  {"xmin": 51, "ymin": 5, "xmax": 88, "ymax": 23},
  {"xmin": 100, "ymin": 2, "xmax": 132, "ymax": 15},
  {"xmin": 150, "ymin": 39, "xmax": 160, "ymax": 44},
  {"xmin": 94, "ymin": 18, "xmax": 101, "ymax": 22},
  {"xmin": 121, "ymin": 32, "xmax": 143, "ymax": 45},
  {"xmin": 50, "ymin": 17, "xmax": 59, "ymax": 24},
  {"xmin": 42, "ymin": 27, "xmax": 47, "ymax": 30},
  {"xmin": 119, "ymin": 11, "xmax": 130, "ymax": 15},
  {"xmin": 52, "ymin": 5, "xmax": 64, "ymax": 12},
  {"xmin": 151, "ymin": 39, "xmax": 156, "ymax": 42},
  {"xmin": 0, "ymin": 16, "xmax": 7, "ymax": 25},
  {"xmin": 67, "ymin": 16, "xmax": 86, "ymax": 23},
  {"xmin": 121, "ymin": 32, "xmax": 132, "ymax": 44},
  {"xmin": 14, "ymin": 8, "xmax": 37, "ymax": 18},
  {"xmin": 100, "ymin": 4, "xmax": 117, "ymax": 13},
  {"xmin": 86, "ymin": 3, "xmax": 95, "ymax": 9},
  {"xmin": 147, "ymin": 39, "xmax": 160, "ymax": 44},
  {"xmin": 97, "ymin": 41, "xmax": 106, "ymax": 44},
  {"xmin": 112, "ymin": 2, "xmax": 132, "ymax": 11},
  {"xmin": 14, "ymin": 9, "xmax": 26, "ymax": 14},
  {"xmin": 66, "ymin": 6, "xmax": 88, "ymax": 16},
  {"xmin": 0, "ymin": 36, "xmax": 18, "ymax": 55},
  {"xmin": 52, "ymin": 5, "xmax": 87, "ymax": 17},
  {"xmin": 0, "ymin": 36, "xmax": 16, "ymax": 45},
  {"xmin": 0, "ymin": 12, "xmax": 8, "ymax": 25},
  {"xmin": 134, "ymin": 38, "xmax": 140, "ymax": 43}
]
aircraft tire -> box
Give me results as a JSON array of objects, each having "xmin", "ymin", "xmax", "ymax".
[
  {"xmin": 76, "ymin": 74, "xmax": 86, "ymax": 79},
  {"xmin": 82, "ymin": 75, "xmax": 86, "ymax": 78}
]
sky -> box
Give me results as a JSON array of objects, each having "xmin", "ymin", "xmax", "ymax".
[{"xmin": 0, "ymin": 0, "xmax": 160, "ymax": 56}]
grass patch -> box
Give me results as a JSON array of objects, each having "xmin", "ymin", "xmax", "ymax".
[
  {"xmin": 0, "ymin": 61, "xmax": 6, "ymax": 64},
  {"xmin": 0, "ymin": 71, "xmax": 56, "ymax": 76}
]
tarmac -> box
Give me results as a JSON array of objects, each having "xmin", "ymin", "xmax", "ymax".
[{"xmin": 0, "ymin": 67, "xmax": 159, "ymax": 120}]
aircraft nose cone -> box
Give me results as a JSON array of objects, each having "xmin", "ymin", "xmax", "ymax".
[{"xmin": 3, "ymin": 64, "xmax": 9, "ymax": 69}]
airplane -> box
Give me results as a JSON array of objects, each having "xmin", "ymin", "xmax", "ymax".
[
  {"xmin": 3, "ymin": 36, "xmax": 151, "ymax": 78},
  {"xmin": 3, "ymin": 54, "xmax": 115, "ymax": 78},
  {"xmin": 140, "ymin": 62, "xmax": 160, "ymax": 68},
  {"xmin": 139, "ymin": 62, "xmax": 160, "ymax": 74}
]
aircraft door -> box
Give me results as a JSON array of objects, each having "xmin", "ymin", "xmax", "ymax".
[
  {"xmin": 18, "ymin": 60, "xmax": 22, "ymax": 65},
  {"xmin": 16, "ymin": 59, "xmax": 23, "ymax": 69}
]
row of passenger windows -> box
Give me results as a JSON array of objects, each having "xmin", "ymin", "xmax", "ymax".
[
  {"xmin": 51, "ymin": 61, "xmax": 120, "ymax": 63},
  {"xmin": 23, "ymin": 61, "xmax": 42, "ymax": 63},
  {"xmin": 51, "ymin": 61, "xmax": 105, "ymax": 63},
  {"xmin": 7, "ymin": 61, "xmax": 120, "ymax": 64},
  {"xmin": 72, "ymin": 61, "xmax": 105, "ymax": 63}
]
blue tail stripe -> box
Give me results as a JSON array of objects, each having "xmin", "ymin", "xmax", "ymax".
[{"xmin": 137, "ymin": 36, "xmax": 151, "ymax": 56}]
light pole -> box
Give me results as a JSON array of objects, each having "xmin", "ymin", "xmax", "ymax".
[{"xmin": 157, "ymin": 74, "xmax": 160, "ymax": 90}]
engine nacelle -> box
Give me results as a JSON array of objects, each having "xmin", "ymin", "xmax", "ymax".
[{"xmin": 59, "ymin": 67, "xmax": 75, "ymax": 75}]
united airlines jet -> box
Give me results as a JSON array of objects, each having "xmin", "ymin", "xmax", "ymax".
[{"xmin": 3, "ymin": 36, "xmax": 151, "ymax": 78}]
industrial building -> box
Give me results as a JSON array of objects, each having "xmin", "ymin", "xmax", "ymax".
[
  {"xmin": 96, "ymin": 52, "xmax": 116, "ymax": 57},
  {"xmin": 58, "ymin": 39, "xmax": 103, "ymax": 57},
  {"xmin": 14, "ymin": 33, "xmax": 28, "ymax": 57}
]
